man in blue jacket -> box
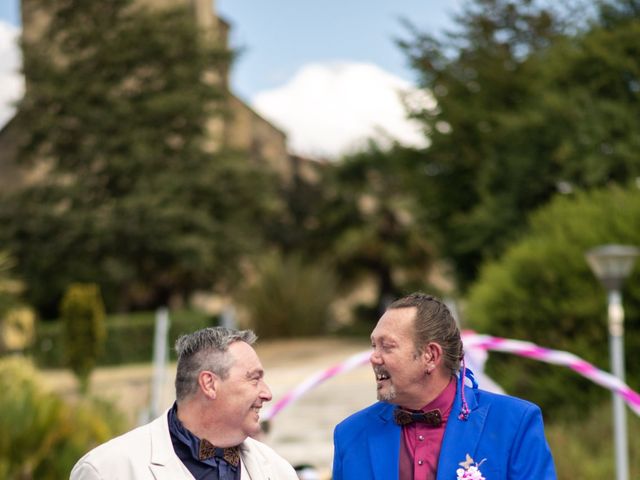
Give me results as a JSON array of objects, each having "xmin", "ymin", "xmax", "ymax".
[{"xmin": 332, "ymin": 293, "xmax": 556, "ymax": 480}]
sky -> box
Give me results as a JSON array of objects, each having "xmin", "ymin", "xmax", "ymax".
[{"xmin": 0, "ymin": 0, "xmax": 463, "ymax": 159}]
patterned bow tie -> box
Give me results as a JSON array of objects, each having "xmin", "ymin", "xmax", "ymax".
[
  {"xmin": 394, "ymin": 408, "xmax": 443, "ymax": 427},
  {"xmin": 198, "ymin": 439, "xmax": 241, "ymax": 468}
]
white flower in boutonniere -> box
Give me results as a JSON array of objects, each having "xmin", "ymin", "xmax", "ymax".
[{"xmin": 456, "ymin": 453, "xmax": 486, "ymax": 480}]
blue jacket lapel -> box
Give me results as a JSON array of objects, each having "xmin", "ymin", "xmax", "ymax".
[
  {"xmin": 368, "ymin": 404, "xmax": 401, "ymax": 480},
  {"xmin": 437, "ymin": 385, "xmax": 489, "ymax": 480}
]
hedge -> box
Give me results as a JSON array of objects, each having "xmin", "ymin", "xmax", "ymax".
[{"xmin": 30, "ymin": 309, "xmax": 216, "ymax": 368}]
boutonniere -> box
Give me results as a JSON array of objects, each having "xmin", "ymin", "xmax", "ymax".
[{"xmin": 456, "ymin": 453, "xmax": 486, "ymax": 479}]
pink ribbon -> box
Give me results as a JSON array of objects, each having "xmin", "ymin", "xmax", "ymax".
[{"xmin": 261, "ymin": 332, "xmax": 640, "ymax": 420}]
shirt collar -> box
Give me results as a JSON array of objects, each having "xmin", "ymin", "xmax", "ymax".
[
  {"xmin": 168, "ymin": 402, "xmax": 205, "ymax": 461},
  {"xmin": 168, "ymin": 401, "xmax": 240, "ymax": 471}
]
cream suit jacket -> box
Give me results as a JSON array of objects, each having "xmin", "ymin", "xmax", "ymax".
[{"xmin": 70, "ymin": 410, "xmax": 298, "ymax": 480}]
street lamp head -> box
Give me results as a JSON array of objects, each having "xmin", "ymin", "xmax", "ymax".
[{"xmin": 585, "ymin": 244, "xmax": 640, "ymax": 291}]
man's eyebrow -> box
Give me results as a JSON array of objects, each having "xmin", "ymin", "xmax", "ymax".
[
  {"xmin": 246, "ymin": 368, "xmax": 264, "ymax": 379},
  {"xmin": 371, "ymin": 334, "xmax": 393, "ymax": 341},
  {"xmin": 371, "ymin": 336, "xmax": 398, "ymax": 347}
]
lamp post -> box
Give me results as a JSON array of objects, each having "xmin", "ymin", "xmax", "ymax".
[{"xmin": 585, "ymin": 244, "xmax": 639, "ymax": 480}]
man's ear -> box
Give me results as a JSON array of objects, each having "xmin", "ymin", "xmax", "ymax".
[
  {"xmin": 423, "ymin": 342, "xmax": 443, "ymax": 373},
  {"xmin": 198, "ymin": 370, "xmax": 219, "ymax": 400}
]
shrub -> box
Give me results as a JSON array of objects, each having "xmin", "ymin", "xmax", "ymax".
[
  {"xmin": 0, "ymin": 251, "xmax": 36, "ymax": 354},
  {"xmin": 238, "ymin": 253, "xmax": 338, "ymax": 338},
  {"xmin": 60, "ymin": 283, "xmax": 107, "ymax": 393},
  {"xmin": 31, "ymin": 308, "xmax": 215, "ymax": 368},
  {"xmin": 0, "ymin": 357, "xmax": 126, "ymax": 480},
  {"xmin": 547, "ymin": 399, "xmax": 640, "ymax": 479},
  {"xmin": 466, "ymin": 185, "xmax": 640, "ymax": 417}
]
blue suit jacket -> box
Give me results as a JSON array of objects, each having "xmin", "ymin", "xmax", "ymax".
[{"xmin": 333, "ymin": 381, "xmax": 556, "ymax": 480}]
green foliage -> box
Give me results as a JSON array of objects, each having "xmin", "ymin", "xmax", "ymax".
[
  {"xmin": 466, "ymin": 185, "xmax": 640, "ymax": 416},
  {"xmin": 238, "ymin": 253, "xmax": 338, "ymax": 338},
  {"xmin": 31, "ymin": 308, "xmax": 214, "ymax": 367},
  {"xmin": 264, "ymin": 141, "xmax": 439, "ymax": 317},
  {"xmin": 0, "ymin": 251, "xmax": 20, "ymax": 316},
  {"xmin": 547, "ymin": 399, "xmax": 640, "ymax": 479},
  {"xmin": 60, "ymin": 283, "xmax": 106, "ymax": 393},
  {"xmin": 0, "ymin": 356, "xmax": 126, "ymax": 480},
  {"xmin": 323, "ymin": 143, "xmax": 436, "ymax": 313},
  {"xmin": 0, "ymin": 251, "xmax": 36, "ymax": 353},
  {"xmin": 399, "ymin": 0, "xmax": 640, "ymax": 288},
  {"xmin": 532, "ymin": 5, "xmax": 640, "ymax": 189},
  {"xmin": 263, "ymin": 160, "xmax": 334, "ymax": 258},
  {"xmin": 0, "ymin": 0, "xmax": 278, "ymax": 316}
]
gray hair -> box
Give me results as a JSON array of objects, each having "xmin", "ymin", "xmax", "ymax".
[
  {"xmin": 174, "ymin": 326, "xmax": 257, "ymax": 402},
  {"xmin": 387, "ymin": 292, "xmax": 463, "ymax": 375}
]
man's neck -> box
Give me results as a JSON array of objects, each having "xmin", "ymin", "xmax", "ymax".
[
  {"xmin": 177, "ymin": 399, "xmax": 245, "ymax": 448},
  {"xmin": 402, "ymin": 373, "xmax": 453, "ymax": 410}
]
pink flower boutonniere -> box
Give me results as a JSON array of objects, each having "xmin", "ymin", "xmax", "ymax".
[{"xmin": 456, "ymin": 454, "xmax": 486, "ymax": 480}]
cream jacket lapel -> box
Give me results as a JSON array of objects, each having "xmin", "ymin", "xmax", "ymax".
[{"xmin": 148, "ymin": 410, "xmax": 196, "ymax": 480}]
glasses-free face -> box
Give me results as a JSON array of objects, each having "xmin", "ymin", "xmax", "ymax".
[
  {"xmin": 215, "ymin": 341, "xmax": 272, "ymax": 440},
  {"xmin": 370, "ymin": 307, "xmax": 432, "ymax": 410}
]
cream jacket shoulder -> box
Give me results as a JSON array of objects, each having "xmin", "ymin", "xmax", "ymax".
[{"xmin": 70, "ymin": 410, "xmax": 298, "ymax": 480}]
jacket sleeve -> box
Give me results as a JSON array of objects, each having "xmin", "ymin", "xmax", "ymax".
[
  {"xmin": 508, "ymin": 404, "xmax": 557, "ymax": 479},
  {"xmin": 332, "ymin": 425, "xmax": 343, "ymax": 480},
  {"xmin": 69, "ymin": 460, "xmax": 104, "ymax": 480}
]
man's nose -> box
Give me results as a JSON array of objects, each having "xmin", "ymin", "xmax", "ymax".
[
  {"xmin": 370, "ymin": 349, "xmax": 383, "ymax": 365},
  {"xmin": 260, "ymin": 381, "xmax": 273, "ymax": 402}
]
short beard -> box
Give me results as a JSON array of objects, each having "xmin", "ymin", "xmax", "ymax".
[{"xmin": 377, "ymin": 384, "xmax": 397, "ymax": 402}]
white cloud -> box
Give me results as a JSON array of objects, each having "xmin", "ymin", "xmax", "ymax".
[
  {"xmin": 0, "ymin": 34, "xmax": 432, "ymax": 160},
  {"xmin": 252, "ymin": 61, "xmax": 432, "ymax": 159},
  {"xmin": 0, "ymin": 21, "xmax": 23, "ymax": 129}
]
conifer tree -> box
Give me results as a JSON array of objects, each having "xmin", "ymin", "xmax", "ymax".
[{"xmin": 1, "ymin": 0, "xmax": 278, "ymax": 314}]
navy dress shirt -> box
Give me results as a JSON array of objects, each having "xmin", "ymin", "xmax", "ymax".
[{"xmin": 168, "ymin": 403, "xmax": 241, "ymax": 480}]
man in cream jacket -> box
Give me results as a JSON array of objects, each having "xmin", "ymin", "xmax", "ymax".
[{"xmin": 70, "ymin": 327, "xmax": 298, "ymax": 480}]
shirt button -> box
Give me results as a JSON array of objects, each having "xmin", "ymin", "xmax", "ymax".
[
  {"xmin": 418, "ymin": 460, "xmax": 424, "ymax": 466},
  {"xmin": 418, "ymin": 435, "xmax": 424, "ymax": 441}
]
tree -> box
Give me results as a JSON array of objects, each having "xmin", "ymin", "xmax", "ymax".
[
  {"xmin": 466, "ymin": 184, "xmax": 640, "ymax": 417},
  {"xmin": 399, "ymin": 0, "xmax": 640, "ymax": 289},
  {"xmin": 531, "ymin": 1, "xmax": 640, "ymax": 190},
  {"xmin": 60, "ymin": 283, "xmax": 106, "ymax": 393},
  {"xmin": 0, "ymin": 1, "xmax": 279, "ymax": 315},
  {"xmin": 261, "ymin": 158, "xmax": 335, "ymax": 258},
  {"xmin": 325, "ymin": 142, "xmax": 437, "ymax": 315}
]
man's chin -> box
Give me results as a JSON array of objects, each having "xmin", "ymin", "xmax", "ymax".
[
  {"xmin": 247, "ymin": 423, "xmax": 263, "ymax": 439},
  {"xmin": 377, "ymin": 387, "xmax": 396, "ymax": 402}
]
